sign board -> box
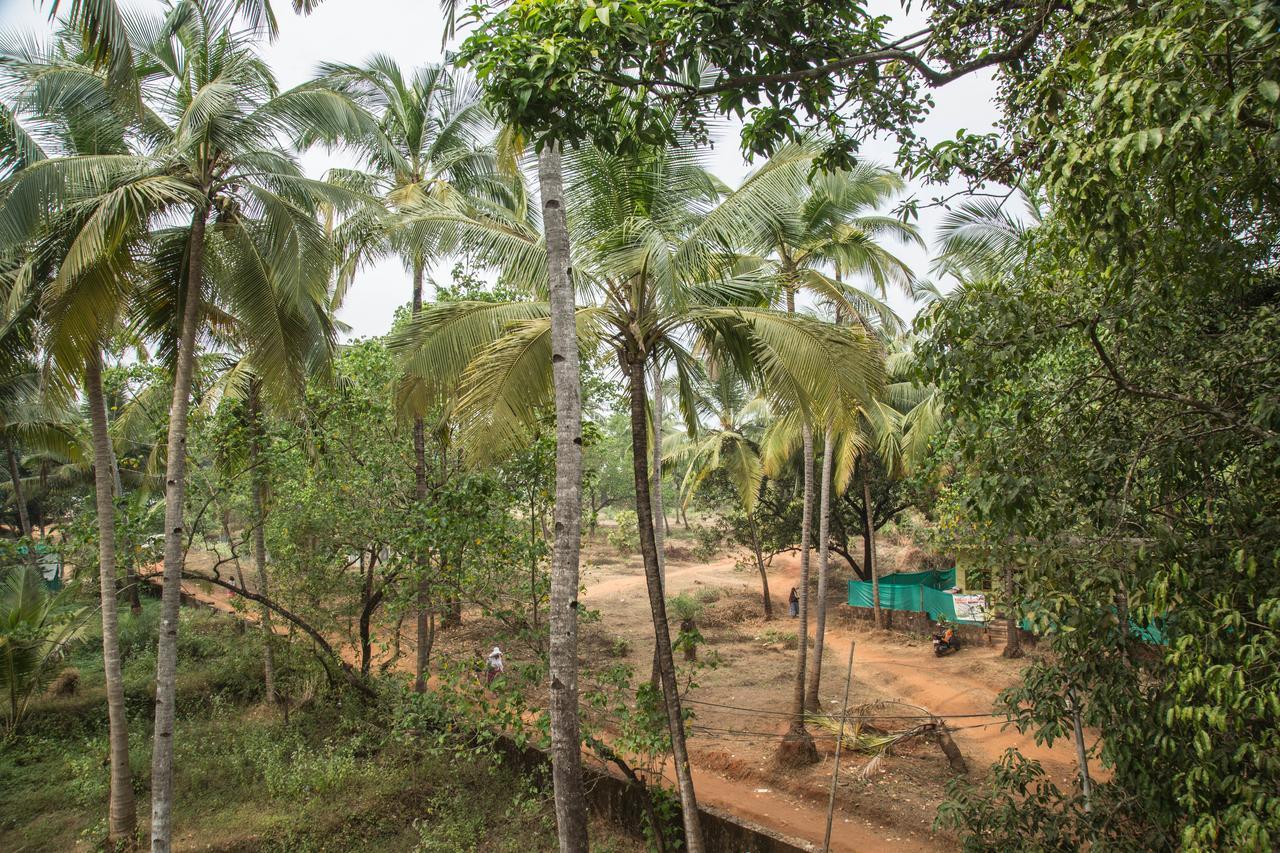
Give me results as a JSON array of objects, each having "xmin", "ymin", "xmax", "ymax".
[{"xmin": 953, "ymin": 593, "xmax": 990, "ymax": 623}]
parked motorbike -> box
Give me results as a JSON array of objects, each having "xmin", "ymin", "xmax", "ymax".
[{"xmin": 932, "ymin": 627, "xmax": 961, "ymax": 657}]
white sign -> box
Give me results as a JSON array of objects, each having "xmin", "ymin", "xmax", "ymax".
[{"xmin": 953, "ymin": 593, "xmax": 989, "ymax": 623}]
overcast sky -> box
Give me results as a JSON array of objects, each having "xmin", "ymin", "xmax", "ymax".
[{"xmin": 1, "ymin": 0, "xmax": 1000, "ymax": 339}]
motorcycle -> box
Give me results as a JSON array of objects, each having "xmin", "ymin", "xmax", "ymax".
[{"xmin": 932, "ymin": 627, "xmax": 961, "ymax": 657}]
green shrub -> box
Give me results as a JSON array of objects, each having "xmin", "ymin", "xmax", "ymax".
[
  {"xmin": 691, "ymin": 524, "xmax": 723, "ymax": 561},
  {"xmin": 668, "ymin": 592, "xmax": 703, "ymax": 622},
  {"xmin": 607, "ymin": 511, "xmax": 639, "ymax": 553},
  {"xmin": 694, "ymin": 585, "xmax": 721, "ymax": 605}
]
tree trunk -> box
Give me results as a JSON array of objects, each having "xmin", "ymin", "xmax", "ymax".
[
  {"xmin": 778, "ymin": 421, "xmax": 819, "ymax": 765},
  {"xmin": 150, "ymin": 202, "xmax": 209, "ymax": 853},
  {"xmin": 865, "ymin": 473, "xmax": 882, "ymax": 629},
  {"xmin": 247, "ymin": 379, "xmax": 276, "ymax": 706},
  {"xmin": 805, "ymin": 427, "xmax": 834, "ymax": 711},
  {"xmin": 626, "ymin": 356, "xmax": 705, "ymax": 851},
  {"xmin": 747, "ymin": 514, "xmax": 772, "ymax": 619},
  {"xmin": 1002, "ymin": 563, "xmax": 1023, "ymax": 658},
  {"xmin": 5, "ymin": 435, "xmax": 31, "ymax": 540},
  {"xmin": 411, "ymin": 257, "xmax": 432, "ymax": 694},
  {"xmin": 539, "ymin": 144, "xmax": 590, "ymax": 853},
  {"xmin": 97, "ymin": 381, "xmax": 141, "ymax": 615},
  {"xmin": 86, "ymin": 350, "xmax": 137, "ymax": 847},
  {"xmin": 650, "ymin": 362, "xmax": 666, "ymax": 588}
]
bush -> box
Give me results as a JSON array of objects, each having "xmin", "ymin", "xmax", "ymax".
[
  {"xmin": 691, "ymin": 524, "xmax": 723, "ymax": 561},
  {"xmin": 668, "ymin": 592, "xmax": 703, "ymax": 623},
  {"xmin": 607, "ymin": 510, "xmax": 639, "ymax": 553},
  {"xmin": 694, "ymin": 585, "xmax": 721, "ymax": 605}
]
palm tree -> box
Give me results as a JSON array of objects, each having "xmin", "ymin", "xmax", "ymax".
[
  {"xmin": 538, "ymin": 140, "xmax": 590, "ymax": 853},
  {"xmin": 0, "ymin": 29, "xmax": 143, "ymax": 843},
  {"xmin": 704, "ymin": 146, "xmax": 918, "ymax": 759},
  {"xmin": 0, "ymin": 565, "xmax": 87, "ymax": 737},
  {"xmin": 393, "ymin": 137, "xmax": 882, "ymax": 849},
  {"xmin": 668, "ymin": 365, "xmax": 774, "ymax": 616},
  {"xmin": 306, "ymin": 56, "xmax": 499, "ymax": 692},
  {"xmin": 1, "ymin": 5, "xmax": 353, "ymax": 848}
]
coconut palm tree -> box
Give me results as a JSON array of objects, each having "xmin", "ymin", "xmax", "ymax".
[
  {"xmin": 304, "ymin": 56, "xmax": 503, "ymax": 691},
  {"xmin": 0, "ymin": 28, "xmax": 146, "ymax": 842},
  {"xmin": 392, "ymin": 136, "xmax": 883, "ymax": 849},
  {"xmin": 668, "ymin": 365, "xmax": 775, "ymax": 616},
  {"xmin": 0, "ymin": 565, "xmax": 87, "ymax": 737},
  {"xmin": 702, "ymin": 145, "xmax": 918, "ymax": 760},
  {"xmin": 0, "ymin": 4, "xmax": 354, "ymax": 848}
]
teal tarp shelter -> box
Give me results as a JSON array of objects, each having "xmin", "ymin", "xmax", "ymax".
[{"xmin": 847, "ymin": 567, "xmax": 984, "ymax": 624}]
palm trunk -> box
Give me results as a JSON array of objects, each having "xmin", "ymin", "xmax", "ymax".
[
  {"xmin": 247, "ymin": 379, "xmax": 276, "ymax": 706},
  {"xmin": 778, "ymin": 283, "xmax": 818, "ymax": 764},
  {"xmin": 650, "ymin": 363, "xmax": 666, "ymax": 588},
  {"xmin": 747, "ymin": 514, "xmax": 772, "ymax": 619},
  {"xmin": 150, "ymin": 202, "xmax": 208, "ymax": 853},
  {"xmin": 86, "ymin": 350, "xmax": 136, "ymax": 846},
  {"xmin": 778, "ymin": 422, "xmax": 819, "ymax": 764},
  {"xmin": 538, "ymin": 144, "xmax": 589, "ymax": 853},
  {"xmin": 96, "ymin": 374, "xmax": 139, "ymax": 617},
  {"xmin": 626, "ymin": 356, "xmax": 704, "ymax": 851},
  {"xmin": 805, "ymin": 427, "xmax": 834, "ymax": 711},
  {"xmin": 411, "ymin": 258, "xmax": 432, "ymax": 694},
  {"xmin": 865, "ymin": 473, "xmax": 881, "ymax": 629},
  {"xmin": 5, "ymin": 435, "xmax": 31, "ymax": 540},
  {"xmin": 1003, "ymin": 563, "xmax": 1023, "ymax": 658}
]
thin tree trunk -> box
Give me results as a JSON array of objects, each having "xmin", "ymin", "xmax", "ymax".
[
  {"xmin": 865, "ymin": 473, "xmax": 881, "ymax": 629},
  {"xmin": 247, "ymin": 379, "xmax": 276, "ymax": 706},
  {"xmin": 86, "ymin": 350, "xmax": 137, "ymax": 847},
  {"xmin": 805, "ymin": 427, "xmax": 834, "ymax": 711},
  {"xmin": 6, "ymin": 435, "xmax": 31, "ymax": 540},
  {"xmin": 747, "ymin": 514, "xmax": 772, "ymax": 619},
  {"xmin": 150, "ymin": 203, "xmax": 208, "ymax": 853},
  {"xmin": 626, "ymin": 357, "xmax": 704, "ymax": 851},
  {"xmin": 411, "ymin": 257, "xmax": 432, "ymax": 694},
  {"xmin": 651, "ymin": 362, "xmax": 666, "ymax": 588},
  {"xmin": 1003, "ymin": 563, "xmax": 1023, "ymax": 658},
  {"xmin": 778, "ymin": 422, "xmax": 819, "ymax": 765},
  {"xmin": 98, "ymin": 372, "xmax": 136, "ymax": 618},
  {"xmin": 778, "ymin": 283, "xmax": 817, "ymax": 765},
  {"xmin": 539, "ymin": 144, "xmax": 589, "ymax": 853}
]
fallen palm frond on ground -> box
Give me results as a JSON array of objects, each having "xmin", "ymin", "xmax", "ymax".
[{"xmin": 807, "ymin": 700, "xmax": 969, "ymax": 776}]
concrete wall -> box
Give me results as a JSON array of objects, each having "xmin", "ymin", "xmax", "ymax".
[{"xmin": 494, "ymin": 737, "xmax": 811, "ymax": 852}]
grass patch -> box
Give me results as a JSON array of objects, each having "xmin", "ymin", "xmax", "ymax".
[{"xmin": 1, "ymin": 601, "xmax": 642, "ymax": 853}]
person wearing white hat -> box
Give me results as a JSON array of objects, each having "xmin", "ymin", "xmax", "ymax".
[{"xmin": 485, "ymin": 646, "xmax": 504, "ymax": 686}]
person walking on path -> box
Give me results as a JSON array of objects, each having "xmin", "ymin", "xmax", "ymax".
[
  {"xmin": 788, "ymin": 587, "xmax": 800, "ymax": 618},
  {"xmin": 485, "ymin": 646, "xmax": 505, "ymax": 686}
]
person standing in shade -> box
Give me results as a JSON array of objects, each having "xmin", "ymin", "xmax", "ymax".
[
  {"xmin": 788, "ymin": 587, "xmax": 800, "ymax": 618},
  {"xmin": 485, "ymin": 645, "xmax": 505, "ymax": 686}
]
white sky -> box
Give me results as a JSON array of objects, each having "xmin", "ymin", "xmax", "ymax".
[{"xmin": 1, "ymin": 0, "xmax": 1000, "ymax": 339}]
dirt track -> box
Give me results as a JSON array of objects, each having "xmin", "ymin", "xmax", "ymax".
[{"xmin": 167, "ymin": 539, "xmax": 1084, "ymax": 852}]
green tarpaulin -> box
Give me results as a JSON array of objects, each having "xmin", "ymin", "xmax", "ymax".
[{"xmin": 876, "ymin": 568, "xmax": 957, "ymax": 589}]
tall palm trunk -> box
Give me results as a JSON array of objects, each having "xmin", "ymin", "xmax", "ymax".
[
  {"xmin": 805, "ymin": 427, "xmax": 834, "ymax": 711},
  {"xmin": 865, "ymin": 472, "xmax": 882, "ymax": 629},
  {"xmin": 779, "ymin": 287, "xmax": 818, "ymax": 765},
  {"xmin": 651, "ymin": 364, "xmax": 666, "ymax": 586},
  {"xmin": 100, "ymin": 386, "xmax": 142, "ymax": 615},
  {"xmin": 86, "ymin": 350, "xmax": 136, "ymax": 847},
  {"xmin": 538, "ymin": 144, "xmax": 589, "ymax": 852},
  {"xmin": 150, "ymin": 202, "xmax": 209, "ymax": 853},
  {"xmin": 626, "ymin": 356, "xmax": 704, "ymax": 852},
  {"xmin": 411, "ymin": 257, "xmax": 431, "ymax": 694},
  {"xmin": 5, "ymin": 434, "xmax": 31, "ymax": 540},
  {"xmin": 747, "ymin": 514, "xmax": 772, "ymax": 619},
  {"xmin": 247, "ymin": 379, "xmax": 276, "ymax": 705}
]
